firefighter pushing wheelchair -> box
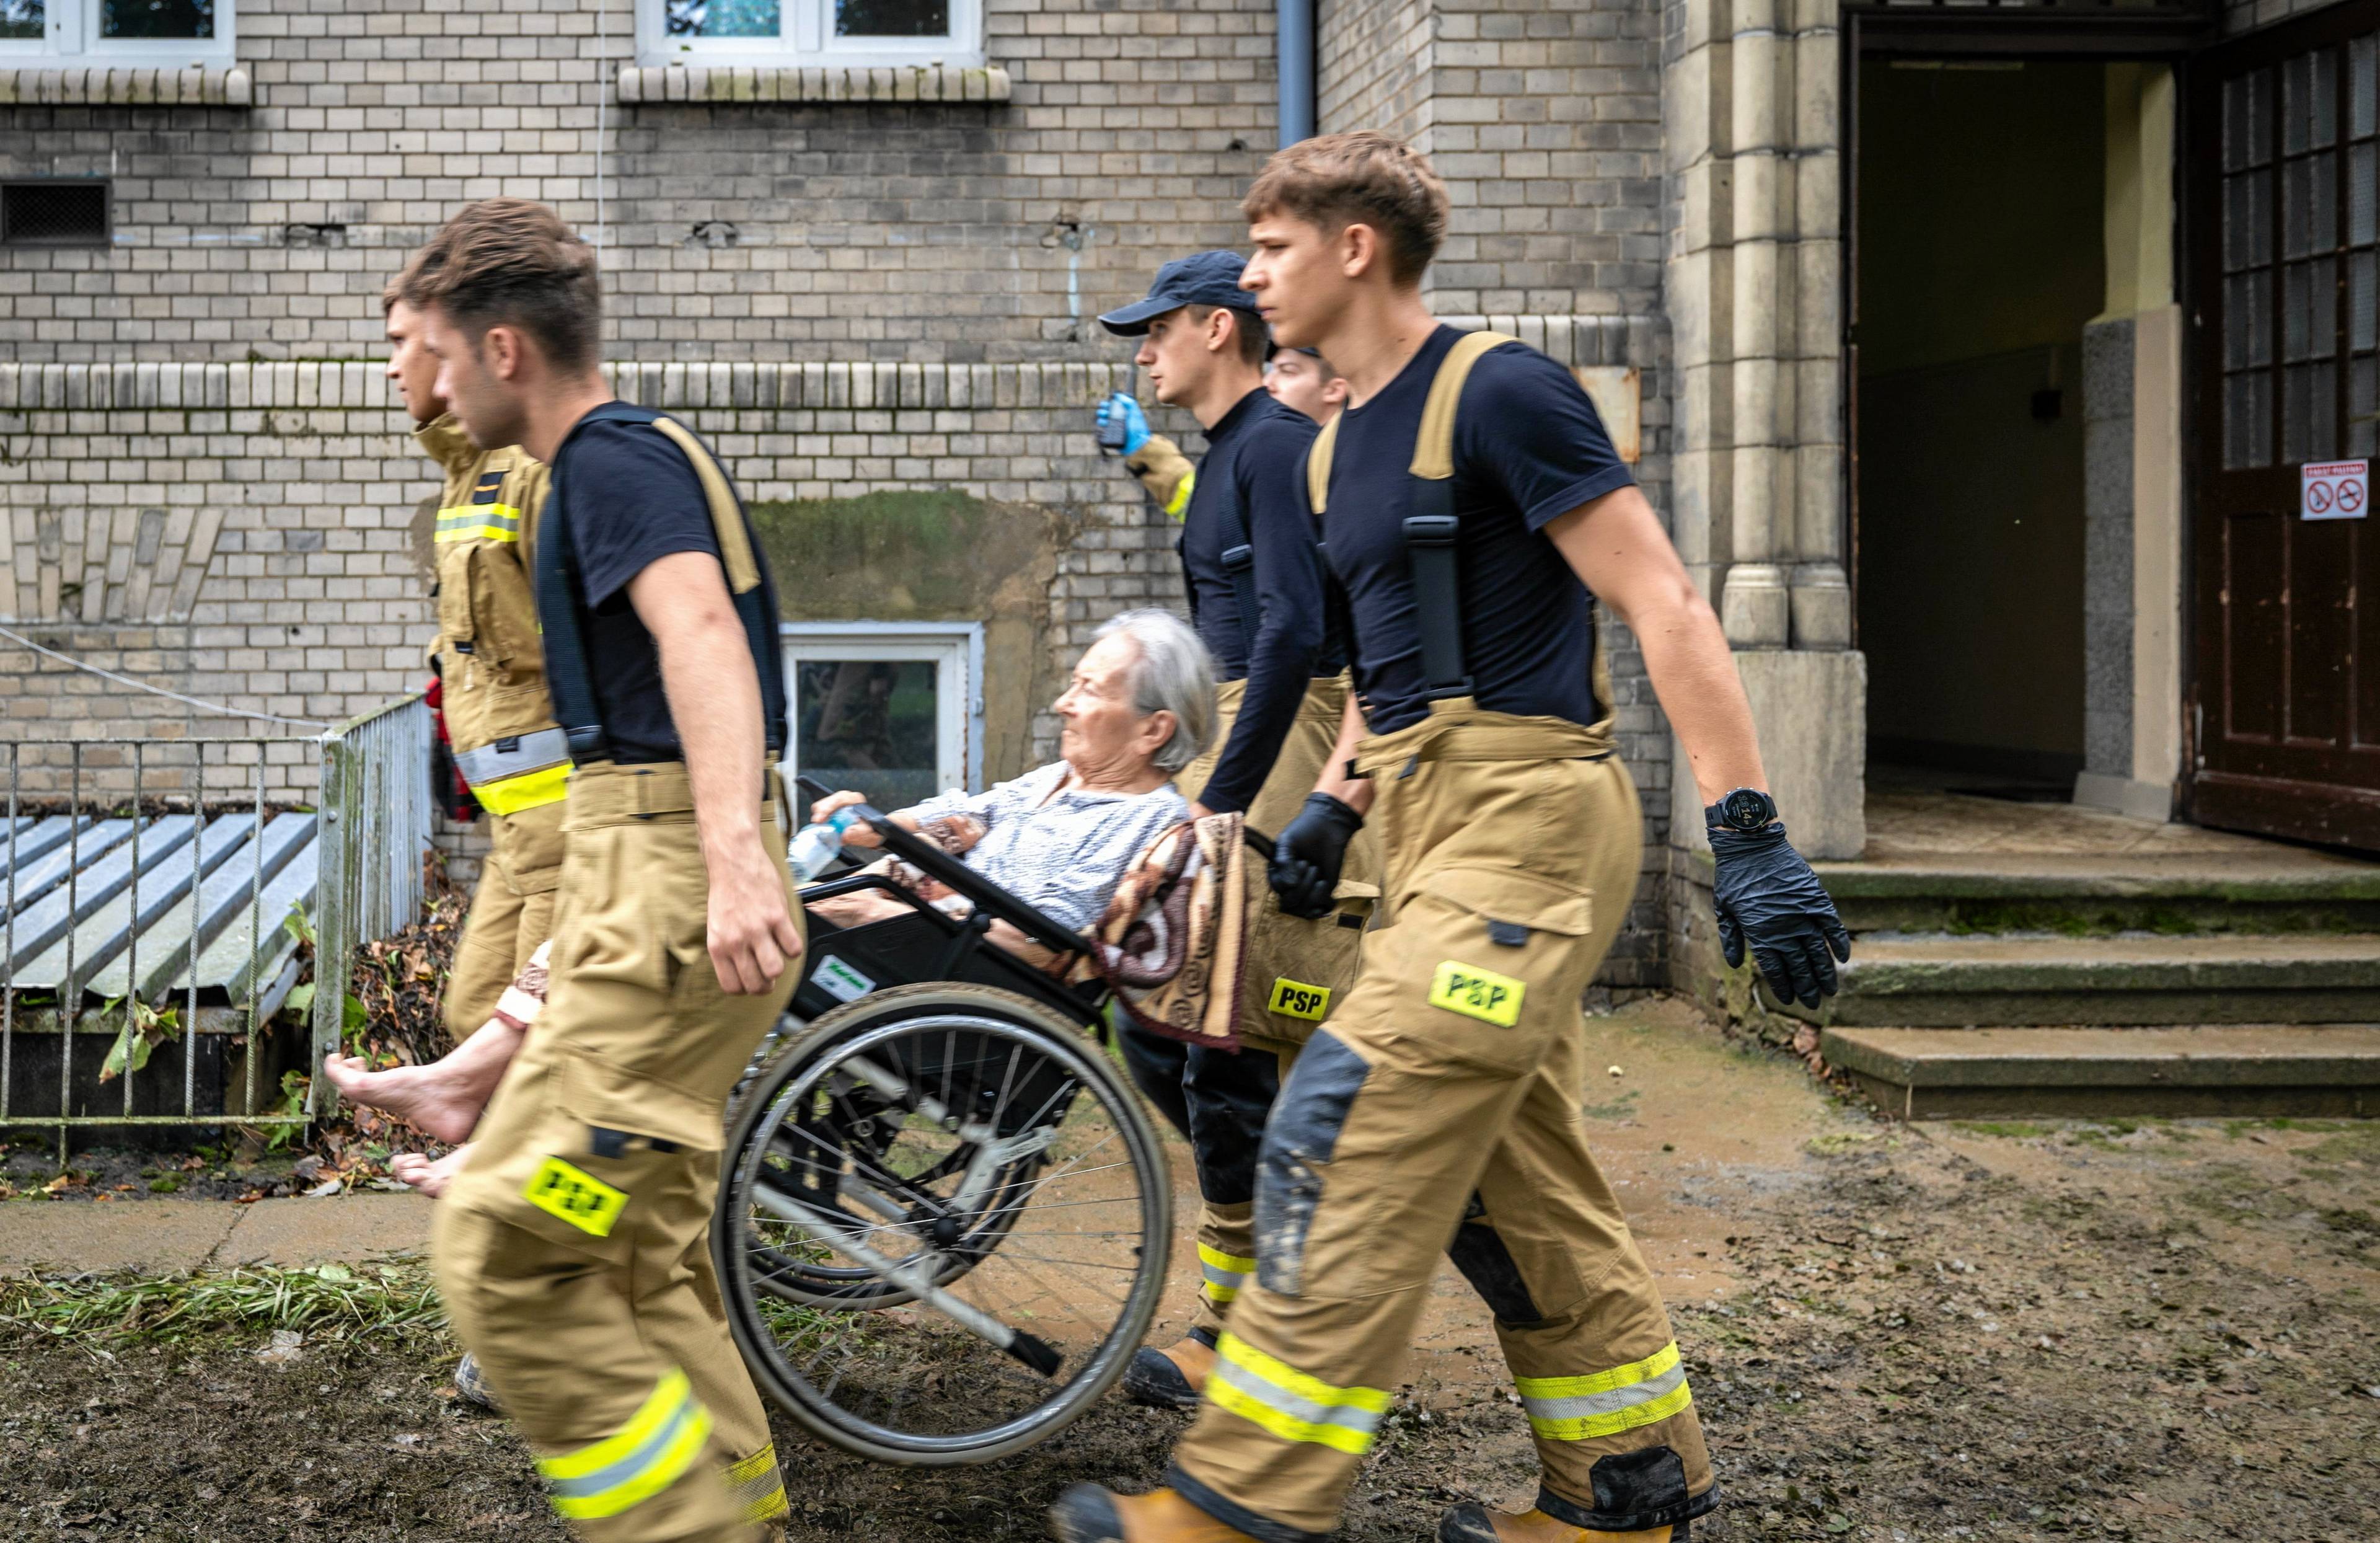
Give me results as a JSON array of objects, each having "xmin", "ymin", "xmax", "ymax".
[{"xmin": 712, "ymin": 776, "xmax": 1173, "ymax": 1466}]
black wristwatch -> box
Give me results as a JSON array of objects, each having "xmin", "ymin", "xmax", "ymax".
[{"xmin": 1705, "ymin": 787, "xmax": 1779, "ymax": 832}]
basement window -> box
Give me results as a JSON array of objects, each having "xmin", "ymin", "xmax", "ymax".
[
  {"xmin": 782, "ymin": 622, "xmax": 981, "ymax": 810},
  {"xmin": 641, "ymin": 0, "xmax": 981, "ymax": 69},
  {"xmin": 1, "ymin": 180, "xmax": 110, "ymax": 247}
]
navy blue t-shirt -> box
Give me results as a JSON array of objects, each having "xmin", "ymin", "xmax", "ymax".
[
  {"xmin": 1318, "ymin": 327, "xmax": 1634, "ymax": 736},
  {"xmin": 547, "ymin": 407, "xmax": 744, "ymax": 764},
  {"xmin": 1178, "ymin": 389, "xmax": 1339, "ymax": 815}
]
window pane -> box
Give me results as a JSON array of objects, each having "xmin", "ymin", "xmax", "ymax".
[
  {"xmin": 2228, "ymin": 68, "xmax": 2273, "ymax": 172},
  {"xmin": 666, "ymin": 0, "xmax": 782, "ymax": 39},
  {"xmin": 2354, "ymin": 142, "xmax": 2376, "ymax": 246},
  {"xmin": 2226, "ymin": 169, "xmax": 2272, "ymax": 272},
  {"xmin": 0, "ymin": 1, "xmax": 40, "ymax": 42},
  {"xmin": 2352, "ymin": 249, "xmax": 2376, "ymax": 352},
  {"xmin": 838, "ymin": 0, "xmax": 949, "ymax": 37},
  {"xmin": 2284, "ymin": 151, "xmax": 2337, "ymax": 259},
  {"xmin": 2228, "ymin": 270, "xmax": 2273, "ymax": 369},
  {"xmin": 796, "ymin": 660, "xmax": 943, "ymax": 811},
  {"xmin": 2285, "ymin": 360, "xmax": 2338, "ymax": 462},
  {"xmin": 2226, "ymin": 370, "xmax": 2273, "ymax": 469},
  {"xmin": 2355, "ymin": 36, "xmax": 2377, "ymax": 139},
  {"xmin": 2352, "ymin": 355, "xmax": 2376, "ymax": 459},
  {"xmin": 102, "ymin": 0, "xmax": 211, "ymax": 39}
]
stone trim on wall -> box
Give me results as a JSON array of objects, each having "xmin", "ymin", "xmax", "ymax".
[
  {"xmin": 0, "ymin": 360, "xmax": 1129, "ymax": 413},
  {"xmin": 0, "ymin": 66, "xmax": 252, "ymax": 107},
  {"xmin": 614, "ymin": 64, "xmax": 1011, "ymax": 105}
]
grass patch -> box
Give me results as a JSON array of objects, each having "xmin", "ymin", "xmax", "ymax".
[
  {"xmin": 1950, "ymin": 1121, "xmax": 2053, "ymax": 1139},
  {"xmin": 1806, "ymin": 1130, "xmax": 1890, "ymax": 1156},
  {"xmin": 0, "ymin": 1262, "xmax": 445, "ymax": 1345}
]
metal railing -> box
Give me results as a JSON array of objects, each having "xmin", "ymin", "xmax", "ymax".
[{"xmin": 0, "ymin": 692, "xmax": 431, "ymax": 1150}]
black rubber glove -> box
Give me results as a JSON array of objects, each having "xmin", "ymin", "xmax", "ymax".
[
  {"xmin": 1709, "ymin": 822, "xmax": 1852, "ymax": 1009},
  {"xmin": 1269, "ymin": 793, "xmax": 1364, "ymax": 920}
]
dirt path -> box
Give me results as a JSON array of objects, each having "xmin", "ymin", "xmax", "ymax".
[{"xmin": 6, "ymin": 1001, "xmax": 2378, "ymax": 1542}]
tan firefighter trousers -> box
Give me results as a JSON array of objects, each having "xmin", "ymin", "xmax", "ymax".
[
  {"xmin": 444, "ymin": 798, "xmax": 568, "ymax": 1040},
  {"xmin": 1168, "ymin": 699, "xmax": 1717, "ymax": 1542},
  {"xmin": 431, "ymin": 760, "xmax": 801, "ymax": 1542},
  {"xmin": 1158, "ymin": 675, "xmax": 1380, "ymax": 1341}
]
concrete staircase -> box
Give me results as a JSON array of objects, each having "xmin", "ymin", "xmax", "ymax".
[{"xmin": 1801, "ymin": 839, "xmax": 2380, "ymax": 1119}]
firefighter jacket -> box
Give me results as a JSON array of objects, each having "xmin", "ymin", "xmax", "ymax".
[{"xmin": 420, "ymin": 414, "xmax": 566, "ymax": 818}]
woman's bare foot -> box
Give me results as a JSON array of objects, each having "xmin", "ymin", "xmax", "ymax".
[
  {"xmin": 390, "ymin": 1145, "xmax": 470, "ymax": 1198},
  {"xmin": 319, "ymin": 1054, "xmax": 487, "ymax": 1144},
  {"xmin": 318, "ymin": 1011, "xmax": 524, "ymax": 1144}
]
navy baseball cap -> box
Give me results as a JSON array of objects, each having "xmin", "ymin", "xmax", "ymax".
[{"xmin": 1099, "ymin": 250, "xmax": 1261, "ymax": 336}]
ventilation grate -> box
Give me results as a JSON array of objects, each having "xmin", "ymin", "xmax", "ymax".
[{"xmin": 1, "ymin": 181, "xmax": 112, "ymax": 247}]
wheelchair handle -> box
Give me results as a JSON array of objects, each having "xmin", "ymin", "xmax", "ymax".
[{"xmin": 791, "ymin": 773, "xmax": 1098, "ymax": 958}]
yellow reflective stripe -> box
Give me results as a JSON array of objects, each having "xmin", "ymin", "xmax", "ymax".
[
  {"xmin": 1199, "ymin": 1242, "xmax": 1256, "ymax": 1302},
  {"xmin": 1514, "ymin": 1342, "xmax": 1679, "ymax": 1402},
  {"xmin": 1522, "ymin": 1379, "xmax": 1694, "ymax": 1442},
  {"xmin": 538, "ymin": 1369, "xmax": 690, "ymax": 1482},
  {"xmin": 1164, "ymin": 467, "xmax": 1195, "ymax": 520},
  {"xmin": 1515, "ymin": 1343, "xmax": 1695, "ymax": 1442},
  {"xmin": 553, "ymin": 1404, "xmax": 713, "ymax": 1519},
  {"xmin": 1206, "ymin": 1333, "xmax": 1389, "ymax": 1455},
  {"xmin": 474, "ymin": 761, "xmax": 571, "ymax": 816},
  {"xmin": 436, "ymin": 503, "xmax": 524, "ymax": 543},
  {"xmin": 724, "ymin": 1443, "xmax": 787, "ymax": 1522}
]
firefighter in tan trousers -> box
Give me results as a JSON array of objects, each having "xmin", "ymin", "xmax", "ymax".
[
  {"xmin": 384, "ymin": 278, "xmax": 567, "ymax": 1040},
  {"xmin": 1054, "ymin": 135, "xmax": 1850, "ymax": 1543},
  {"xmin": 1090, "ymin": 253, "xmax": 1382, "ymax": 1410},
  {"xmin": 405, "ymin": 199, "xmax": 804, "ymax": 1543}
]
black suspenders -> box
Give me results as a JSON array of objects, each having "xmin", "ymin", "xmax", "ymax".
[{"xmin": 537, "ymin": 401, "xmax": 789, "ymax": 763}]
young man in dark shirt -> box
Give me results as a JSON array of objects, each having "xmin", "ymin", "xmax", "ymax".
[
  {"xmin": 1054, "ymin": 135, "xmax": 1849, "ymax": 1543},
  {"xmin": 405, "ymin": 198, "xmax": 802, "ymax": 1543},
  {"xmin": 1093, "ymin": 251, "xmax": 1375, "ymax": 1409}
]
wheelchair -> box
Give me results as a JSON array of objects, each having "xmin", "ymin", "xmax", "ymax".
[{"xmin": 713, "ymin": 777, "xmax": 1174, "ymax": 1466}]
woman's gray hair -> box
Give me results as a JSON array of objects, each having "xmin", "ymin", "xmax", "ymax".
[{"xmin": 1095, "ymin": 608, "xmax": 1215, "ymax": 773}]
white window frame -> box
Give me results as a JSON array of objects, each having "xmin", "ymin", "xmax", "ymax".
[
  {"xmin": 638, "ymin": 0, "xmax": 982, "ymax": 71},
  {"xmin": 781, "ymin": 621, "xmax": 984, "ymax": 801},
  {"xmin": 0, "ymin": 0, "xmax": 237, "ymax": 65}
]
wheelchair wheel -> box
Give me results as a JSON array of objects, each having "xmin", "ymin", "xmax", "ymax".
[{"xmin": 716, "ymin": 982, "xmax": 1172, "ymax": 1466}]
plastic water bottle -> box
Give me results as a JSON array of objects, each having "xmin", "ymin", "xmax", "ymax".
[{"xmin": 787, "ymin": 807, "xmax": 862, "ymax": 883}]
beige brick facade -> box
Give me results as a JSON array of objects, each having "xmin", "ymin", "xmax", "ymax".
[{"xmin": 0, "ymin": 0, "xmax": 1703, "ymax": 986}]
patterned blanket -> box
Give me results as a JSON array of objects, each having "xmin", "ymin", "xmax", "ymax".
[{"xmin": 1067, "ymin": 811, "xmax": 1251, "ymax": 1050}]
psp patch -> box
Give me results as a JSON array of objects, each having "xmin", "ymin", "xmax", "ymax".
[
  {"xmin": 1428, "ymin": 960, "xmax": 1525, "ymax": 1027},
  {"xmin": 524, "ymin": 1156, "xmax": 628, "ymax": 1237},
  {"xmin": 1266, "ymin": 976, "xmax": 1333, "ymax": 1022}
]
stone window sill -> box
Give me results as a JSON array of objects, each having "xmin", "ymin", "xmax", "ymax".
[
  {"xmin": 615, "ymin": 63, "xmax": 1009, "ymax": 105},
  {"xmin": 0, "ymin": 66, "xmax": 252, "ymax": 107}
]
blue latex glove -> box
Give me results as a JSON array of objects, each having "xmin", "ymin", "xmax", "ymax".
[
  {"xmin": 1709, "ymin": 822, "xmax": 1851, "ymax": 1009},
  {"xmin": 1095, "ymin": 392, "xmax": 1152, "ymax": 457}
]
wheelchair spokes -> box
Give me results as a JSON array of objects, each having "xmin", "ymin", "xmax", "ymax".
[{"xmin": 718, "ymin": 985, "xmax": 1170, "ymax": 1464}]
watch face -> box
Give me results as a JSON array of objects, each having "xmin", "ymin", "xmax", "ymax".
[{"xmin": 1722, "ymin": 789, "xmax": 1773, "ymax": 829}]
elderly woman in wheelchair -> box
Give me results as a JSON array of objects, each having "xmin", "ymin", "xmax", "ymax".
[{"xmin": 325, "ymin": 609, "xmax": 1222, "ymax": 1464}]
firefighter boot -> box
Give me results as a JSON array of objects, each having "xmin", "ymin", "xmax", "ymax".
[
  {"xmin": 1439, "ymin": 1504, "xmax": 1688, "ymax": 1543},
  {"xmin": 1051, "ymin": 1486, "xmax": 1259, "ymax": 1543},
  {"xmin": 1121, "ymin": 1327, "xmax": 1218, "ymax": 1409}
]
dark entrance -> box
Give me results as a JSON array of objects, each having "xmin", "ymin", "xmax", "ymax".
[{"xmin": 2188, "ymin": 1, "xmax": 2380, "ymax": 850}]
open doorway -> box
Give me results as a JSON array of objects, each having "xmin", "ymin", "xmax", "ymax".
[{"xmin": 1856, "ymin": 60, "xmax": 2107, "ymax": 802}]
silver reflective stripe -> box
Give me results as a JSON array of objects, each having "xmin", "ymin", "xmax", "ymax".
[
  {"xmin": 1202, "ymin": 1260, "xmax": 1247, "ymax": 1290},
  {"xmin": 453, "ymin": 727, "xmax": 570, "ymax": 789},
  {"xmin": 1209, "ymin": 1353, "xmax": 1385, "ymax": 1441},
  {"xmin": 1518, "ymin": 1361, "xmax": 1689, "ymax": 1423},
  {"xmin": 545, "ymin": 1398, "xmax": 699, "ymax": 1503}
]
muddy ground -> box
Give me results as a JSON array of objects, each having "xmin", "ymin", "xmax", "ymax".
[{"xmin": 4, "ymin": 1002, "xmax": 2378, "ymax": 1543}]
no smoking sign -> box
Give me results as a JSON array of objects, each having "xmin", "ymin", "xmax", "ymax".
[{"xmin": 2301, "ymin": 459, "xmax": 2368, "ymax": 521}]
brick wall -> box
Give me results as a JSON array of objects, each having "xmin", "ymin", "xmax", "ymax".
[{"xmin": 0, "ymin": 0, "xmax": 1283, "ymax": 365}]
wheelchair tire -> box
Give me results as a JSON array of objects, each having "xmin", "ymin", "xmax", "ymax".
[{"xmin": 715, "ymin": 982, "xmax": 1172, "ymax": 1466}]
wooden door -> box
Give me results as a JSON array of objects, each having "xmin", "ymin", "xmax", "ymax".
[{"xmin": 2191, "ymin": 2, "xmax": 2380, "ymax": 849}]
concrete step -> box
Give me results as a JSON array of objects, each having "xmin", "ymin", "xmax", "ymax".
[
  {"xmin": 1821, "ymin": 1024, "xmax": 2380, "ymax": 1120},
  {"xmin": 1820, "ymin": 932, "xmax": 2380, "ymax": 1027},
  {"xmin": 1812, "ymin": 851, "xmax": 2380, "ymax": 935}
]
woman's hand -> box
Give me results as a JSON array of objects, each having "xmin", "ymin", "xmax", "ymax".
[{"xmin": 809, "ymin": 789, "xmax": 883, "ymax": 848}]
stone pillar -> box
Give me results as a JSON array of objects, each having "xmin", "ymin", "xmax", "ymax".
[
  {"xmin": 2073, "ymin": 63, "xmax": 2182, "ymax": 823},
  {"xmin": 1666, "ymin": 0, "xmax": 1864, "ymax": 857}
]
